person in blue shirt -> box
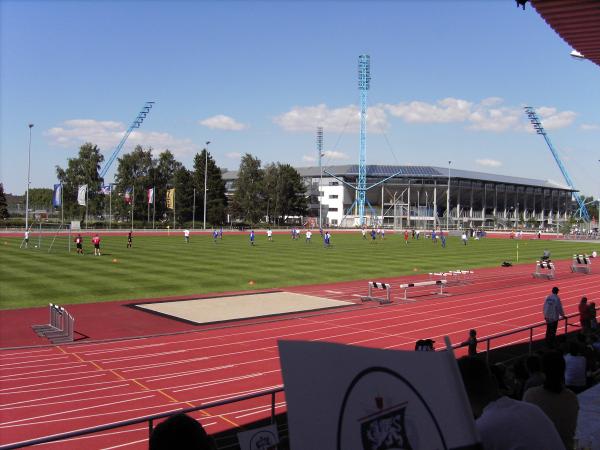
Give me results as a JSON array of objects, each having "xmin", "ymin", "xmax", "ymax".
[
  {"xmin": 250, "ymin": 230, "xmax": 255, "ymax": 246},
  {"xmin": 324, "ymin": 231, "xmax": 331, "ymax": 247},
  {"xmin": 370, "ymin": 229, "xmax": 376, "ymax": 241}
]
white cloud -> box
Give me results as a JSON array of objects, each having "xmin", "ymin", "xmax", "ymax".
[
  {"xmin": 580, "ymin": 123, "xmax": 600, "ymax": 131},
  {"xmin": 475, "ymin": 158, "xmax": 502, "ymax": 168},
  {"xmin": 324, "ymin": 150, "xmax": 349, "ymax": 161},
  {"xmin": 385, "ymin": 98, "xmax": 473, "ymax": 123},
  {"xmin": 199, "ymin": 114, "xmax": 247, "ymax": 131},
  {"xmin": 536, "ymin": 107, "xmax": 577, "ymax": 130},
  {"xmin": 302, "ymin": 155, "xmax": 316, "ymax": 163},
  {"xmin": 273, "ymin": 103, "xmax": 388, "ymax": 133},
  {"xmin": 225, "ymin": 152, "xmax": 242, "ymax": 159},
  {"xmin": 44, "ymin": 119, "xmax": 199, "ymax": 156}
]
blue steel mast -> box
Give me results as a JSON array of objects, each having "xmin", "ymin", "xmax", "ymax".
[
  {"xmin": 358, "ymin": 55, "xmax": 371, "ymax": 226},
  {"xmin": 524, "ymin": 106, "xmax": 590, "ymax": 222},
  {"xmin": 99, "ymin": 102, "xmax": 155, "ymax": 179}
]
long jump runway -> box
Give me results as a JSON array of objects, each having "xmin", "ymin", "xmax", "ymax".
[{"xmin": 1, "ymin": 260, "xmax": 599, "ymax": 449}]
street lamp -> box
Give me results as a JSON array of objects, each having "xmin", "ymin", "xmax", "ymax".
[
  {"xmin": 25, "ymin": 124, "xmax": 34, "ymax": 232},
  {"xmin": 446, "ymin": 160, "xmax": 451, "ymax": 231},
  {"xmin": 203, "ymin": 141, "xmax": 211, "ymax": 230}
]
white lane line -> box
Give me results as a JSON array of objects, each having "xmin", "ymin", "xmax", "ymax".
[
  {"xmin": 0, "ymin": 356, "xmax": 71, "ymax": 368},
  {"xmin": 101, "ymin": 438, "xmax": 148, "ymax": 450},
  {"xmin": 0, "ymin": 379, "xmax": 125, "ymax": 396},
  {"xmin": 0, "ymin": 366, "xmax": 95, "ymax": 381},
  {"xmin": 0, "ymin": 373, "xmax": 108, "ymax": 393},
  {"xmin": 0, "ymin": 390, "xmax": 147, "ymax": 411},
  {"xmin": 187, "ymin": 384, "xmax": 283, "ymax": 405},
  {"xmin": 0, "ymin": 403, "xmax": 181, "ymax": 429},
  {"xmin": 172, "ymin": 370, "xmax": 280, "ymax": 393},
  {"xmin": 325, "ymin": 290, "xmax": 343, "ymax": 294},
  {"xmin": 0, "ymin": 394, "xmax": 157, "ymax": 426}
]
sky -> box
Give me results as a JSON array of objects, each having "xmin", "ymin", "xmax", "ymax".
[{"xmin": 1, "ymin": 0, "xmax": 599, "ymax": 198}]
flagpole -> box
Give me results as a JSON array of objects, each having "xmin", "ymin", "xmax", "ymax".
[
  {"xmin": 152, "ymin": 186, "xmax": 155, "ymax": 230},
  {"xmin": 85, "ymin": 187, "xmax": 89, "ymax": 230},
  {"xmin": 131, "ymin": 186, "xmax": 135, "ymax": 233},
  {"xmin": 109, "ymin": 186, "xmax": 112, "ymax": 230},
  {"xmin": 60, "ymin": 183, "xmax": 64, "ymax": 225},
  {"xmin": 147, "ymin": 189, "xmax": 150, "ymax": 225},
  {"xmin": 173, "ymin": 191, "xmax": 176, "ymax": 230},
  {"xmin": 192, "ymin": 188, "xmax": 196, "ymax": 230}
]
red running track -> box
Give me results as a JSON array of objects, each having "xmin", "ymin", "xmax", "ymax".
[{"xmin": 1, "ymin": 260, "xmax": 599, "ymax": 449}]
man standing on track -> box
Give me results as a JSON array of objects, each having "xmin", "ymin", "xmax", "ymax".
[{"xmin": 543, "ymin": 286, "xmax": 565, "ymax": 348}]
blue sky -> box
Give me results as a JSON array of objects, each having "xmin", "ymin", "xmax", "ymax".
[{"xmin": 1, "ymin": 0, "xmax": 599, "ymax": 198}]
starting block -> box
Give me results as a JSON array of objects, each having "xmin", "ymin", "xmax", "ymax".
[
  {"xmin": 533, "ymin": 260, "xmax": 555, "ymax": 280},
  {"xmin": 571, "ymin": 255, "xmax": 592, "ymax": 274},
  {"xmin": 361, "ymin": 281, "xmax": 392, "ymax": 304},
  {"xmin": 399, "ymin": 279, "xmax": 448, "ymax": 302}
]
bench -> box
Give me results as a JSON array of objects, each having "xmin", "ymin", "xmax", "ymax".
[
  {"xmin": 533, "ymin": 260, "xmax": 555, "ymax": 280},
  {"xmin": 571, "ymin": 255, "xmax": 591, "ymax": 274},
  {"xmin": 361, "ymin": 281, "xmax": 392, "ymax": 304},
  {"xmin": 399, "ymin": 279, "xmax": 447, "ymax": 301}
]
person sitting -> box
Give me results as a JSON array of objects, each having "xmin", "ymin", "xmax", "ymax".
[
  {"xmin": 149, "ymin": 413, "xmax": 216, "ymax": 450},
  {"xmin": 522, "ymin": 354, "xmax": 545, "ymax": 395},
  {"xmin": 414, "ymin": 339, "xmax": 435, "ymax": 351},
  {"xmin": 564, "ymin": 342, "xmax": 587, "ymax": 393},
  {"xmin": 541, "ymin": 249, "xmax": 551, "ymax": 261},
  {"xmin": 457, "ymin": 356, "xmax": 564, "ymax": 450},
  {"xmin": 523, "ymin": 351, "xmax": 579, "ymax": 450}
]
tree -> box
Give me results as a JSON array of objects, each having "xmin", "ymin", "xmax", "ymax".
[
  {"xmin": 152, "ymin": 150, "xmax": 183, "ymax": 223},
  {"xmin": 28, "ymin": 188, "xmax": 53, "ymax": 211},
  {"xmin": 114, "ymin": 145, "xmax": 154, "ymax": 222},
  {"xmin": 56, "ymin": 143, "xmax": 104, "ymax": 220},
  {"xmin": 0, "ymin": 183, "xmax": 9, "ymax": 219},
  {"xmin": 263, "ymin": 163, "xmax": 307, "ymax": 224},
  {"xmin": 173, "ymin": 167, "xmax": 194, "ymax": 224},
  {"xmin": 192, "ymin": 150, "xmax": 227, "ymax": 226},
  {"xmin": 230, "ymin": 154, "xmax": 264, "ymax": 224}
]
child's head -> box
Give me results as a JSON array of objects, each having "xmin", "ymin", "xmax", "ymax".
[{"xmin": 469, "ymin": 329, "xmax": 477, "ymax": 337}]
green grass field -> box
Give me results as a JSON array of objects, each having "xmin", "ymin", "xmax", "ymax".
[{"xmin": 0, "ymin": 232, "xmax": 595, "ymax": 309}]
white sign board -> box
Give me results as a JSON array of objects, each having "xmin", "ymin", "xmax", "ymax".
[
  {"xmin": 237, "ymin": 424, "xmax": 279, "ymax": 450},
  {"xmin": 279, "ymin": 340, "xmax": 480, "ymax": 450},
  {"xmin": 70, "ymin": 220, "xmax": 81, "ymax": 230}
]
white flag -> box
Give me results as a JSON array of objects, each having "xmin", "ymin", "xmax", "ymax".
[{"xmin": 77, "ymin": 185, "xmax": 88, "ymax": 206}]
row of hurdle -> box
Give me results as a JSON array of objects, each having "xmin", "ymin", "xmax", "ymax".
[
  {"xmin": 533, "ymin": 254, "xmax": 593, "ymax": 280},
  {"xmin": 32, "ymin": 303, "xmax": 75, "ymax": 344}
]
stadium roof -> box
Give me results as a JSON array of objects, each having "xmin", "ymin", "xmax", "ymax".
[
  {"xmin": 530, "ymin": 0, "xmax": 600, "ymax": 67},
  {"xmin": 224, "ymin": 165, "xmax": 573, "ymax": 191}
]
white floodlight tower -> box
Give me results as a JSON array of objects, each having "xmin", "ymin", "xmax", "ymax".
[
  {"xmin": 358, "ymin": 55, "xmax": 370, "ymax": 226},
  {"xmin": 317, "ymin": 127, "xmax": 324, "ymax": 228}
]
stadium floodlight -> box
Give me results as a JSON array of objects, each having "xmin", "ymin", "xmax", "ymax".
[
  {"xmin": 203, "ymin": 141, "xmax": 211, "ymax": 230},
  {"xmin": 25, "ymin": 124, "xmax": 34, "ymax": 233},
  {"xmin": 317, "ymin": 127, "xmax": 324, "ymax": 228}
]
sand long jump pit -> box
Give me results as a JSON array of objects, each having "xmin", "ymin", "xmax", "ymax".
[{"xmin": 132, "ymin": 291, "xmax": 354, "ymax": 325}]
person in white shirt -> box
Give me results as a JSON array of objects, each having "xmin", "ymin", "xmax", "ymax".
[
  {"xmin": 564, "ymin": 343, "xmax": 586, "ymax": 393},
  {"xmin": 183, "ymin": 229, "xmax": 190, "ymax": 243},
  {"xmin": 267, "ymin": 228, "xmax": 273, "ymax": 241},
  {"xmin": 305, "ymin": 230, "xmax": 312, "ymax": 243},
  {"xmin": 24, "ymin": 230, "xmax": 29, "ymax": 248},
  {"xmin": 461, "ymin": 232, "xmax": 468, "ymax": 245}
]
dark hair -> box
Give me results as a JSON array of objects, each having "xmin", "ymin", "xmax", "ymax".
[
  {"xmin": 149, "ymin": 413, "xmax": 215, "ymax": 450},
  {"xmin": 580, "ymin": 296, "xmax": 588, "ymax": 305},
  {"xmin": 542, "ymin": 351, "xmax": 565, "ymax": 394},
  {"xmin": 469, "ymin": 329, "xmax": 477, "ymax": 337},
  {"xmin": 552, "ymin": 286, "xmax": 559, "ymax": 294}
]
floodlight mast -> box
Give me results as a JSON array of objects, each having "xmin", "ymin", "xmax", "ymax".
[
  {"xmin": 99, "ymin": 102, "xmax": 155, "ymax": 179},
  {"xmin": 524, "ymin": 106, "xmax": 590, "ymax": 222},
  {"xmin": 317, "ymin": 127, "xmax": 324, "ymax": 228},
  {"xmin": 358, "ymin": 55, "xmax": 370, "ymax": 227}
]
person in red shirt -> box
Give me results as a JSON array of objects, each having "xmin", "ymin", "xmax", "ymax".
[
  {"xmin": 92, "ymin": 234, "xmax": 101, "ymax": 256},
  {"xmin": 404, "ymin": 229, "xmax": 409, "ymax": 245},
  {"xmin": 74, "ymin": 234, "xmax": 83, "ymax": 254}
]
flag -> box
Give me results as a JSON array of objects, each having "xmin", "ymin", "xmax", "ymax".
[
  {"xmin": 124, "ymin": 188, "xmax": 132, "ymax": 204},
  {"xmin": 99, "ymin": 185, "xmax": 112, "ymax": 195},
  {"xmin": 77, "ymin": 185, "xmax": 87, "ymax": 206},
  {"xmin": 53, "ymin": 184, "xmax": 62, "ymax": 207},
  {"xmin": 147, "ymin": 188, "xmax": 154, "ymax": 205},
  {"xmin": 166, "ymin": 188, "xmax": 175, "ymax": 210}
]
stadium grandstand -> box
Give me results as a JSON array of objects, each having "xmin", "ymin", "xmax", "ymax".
[{"xmin": 224, "ymin": 164, "xmax": 576, "ymax": 229}]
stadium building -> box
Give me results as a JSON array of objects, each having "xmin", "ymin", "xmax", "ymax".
[{"xmin": 223, "ymin": 164, "xmax": 576, "ymax": 229}]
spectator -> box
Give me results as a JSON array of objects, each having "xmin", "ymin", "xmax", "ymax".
[
  {"xmin": 543, "ymin": 287, "xmax": 565, "ymax": 348},
  {"xmin": 578, "ymin": 297, "xmax": 591, "ymax": 334},
  {"xmin": 564, "ymin": 342, "xmax": 587, "ymax": 393},
  {"xmin": 589, "ymin": 302, "xmax": 598, "ymax": 332},
  {"xmin": 522, "ymin": 354, "xmax": 545, "ymax": 395},
  {"xmin": 462, "ymin": 329, "xmax": 478, "ymax": 357},
  {"xmin": 523, "ymin": 351, "xmax": 578, "ymax": 450},
  {"xmin": 457, "ymin": 356, "xmax": 564, "ymax": 450},
  {"xmin": 414, "ymin": 339, "xmax": 435, "ymax": 351},
  {"xmin": 149, "ymin": 413, "xmax": 216, "ymax": 450}
]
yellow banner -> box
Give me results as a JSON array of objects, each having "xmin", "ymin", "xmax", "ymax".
[{"xmin": 166, "ymin": 188, "xmax": 175, "ymax": 210}]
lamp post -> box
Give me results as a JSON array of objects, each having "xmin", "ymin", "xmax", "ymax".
[
  {"xmin": 446, "ymin": 160, "xmax": 451, "ymax": 231},
  {"xmin": 203, "ymin": 141, "xmax": 211, "ymax": 230},
  {"xmin": 25, "ymin": 124, "xmax": 34, "ymax": 232}
]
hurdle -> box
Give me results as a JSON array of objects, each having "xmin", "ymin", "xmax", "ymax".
[
  {"xmin": 399, "ymin": 280, "xmax": 448, "ymax": 301},
  {"xmin": 361, "ymin": 281, "xmax": 392, "ymax": 304},
  {"xmin": 32, "ymin": 303, "xmax": 61, "ymax": 337},
  {"xmin": 571, "ymin": 255, "xmax": 592, "ymax": 274},
  {"xmin": 533, "ymin": 260, "xmax": 555, "ymax": 280},
  {"xmin": 428, "ymin": 270, "xmax": 474, "ymax": 285}
]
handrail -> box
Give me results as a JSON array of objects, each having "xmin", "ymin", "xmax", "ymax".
[
  {"xmin": 0, "ymin": 387, "xmax": 284, "ymax": 450},
  {"xmin": 2, "ymin": 312, "xmax": 582, "ymax": 449}
]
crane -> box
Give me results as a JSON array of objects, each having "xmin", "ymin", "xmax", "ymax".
[
  {"xmin": 524, "ymin": 106, "xmax": 590, "ymax": 222},
  {"xmin": 99, "ymin": 102, "xmax": 155, "ymax": 179}
]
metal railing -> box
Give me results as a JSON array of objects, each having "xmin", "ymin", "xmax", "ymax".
[{"xmin": 1, "ymin": 313, "xmax": 582, "ymax": 449}]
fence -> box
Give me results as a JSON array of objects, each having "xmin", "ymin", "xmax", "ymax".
[{"xmin": 0, "ymin": 312, "xmax": 581, "ymax": 450}]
